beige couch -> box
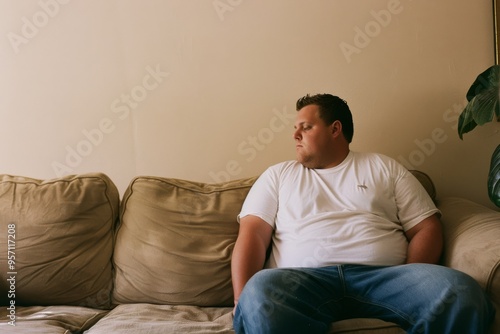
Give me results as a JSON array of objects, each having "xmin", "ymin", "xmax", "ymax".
[{"xmin": 0, "ymin": 171, "xmax": 498, "ymax": 333}]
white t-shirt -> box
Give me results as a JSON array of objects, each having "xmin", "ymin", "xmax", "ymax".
[{"xmin": 238, "ymin": 151, "xmax": 440, "ymax": 268}]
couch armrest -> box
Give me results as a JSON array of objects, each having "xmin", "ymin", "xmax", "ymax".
[{"xmin": 437, "ymin": 197, "xmax": 500, "ymax": 332}]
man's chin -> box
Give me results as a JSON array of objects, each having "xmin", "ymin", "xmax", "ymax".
[{"xmin": 297, "ymin": 157, "xmax": 314, "ymax": 169}]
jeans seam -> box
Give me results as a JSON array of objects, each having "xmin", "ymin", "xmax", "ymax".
[
  {"xmin": 338, "ymin": 265, "xmax": 347, "ymax": 296},
  {"xmin": 346, "ymin": 295, "xmax": 413, "ymax": 327},
  {"xmin": 314, "ymin": 265, "xmax": 347, "ymax": 319}
]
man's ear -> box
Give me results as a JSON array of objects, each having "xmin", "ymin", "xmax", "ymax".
[{"xmin": 331, "ymin": 120, "xmax": 343, "ymax": 137}]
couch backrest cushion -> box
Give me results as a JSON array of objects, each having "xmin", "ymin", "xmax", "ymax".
[
  {"xmin": 0, "ymin": 173, "xmax": 119, "ymax": 309},
  {"xmin": 113, "ymin": 176, "xmax": 257, "ymax": 307}
]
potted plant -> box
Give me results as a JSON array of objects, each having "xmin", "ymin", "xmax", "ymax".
[{"xmin": 458, "ymin": 64, "xmax": 500, "ymax": 207}]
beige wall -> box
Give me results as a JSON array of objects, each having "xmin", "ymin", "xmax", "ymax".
[{"xmin": 0, "ymin": 0, "xmax": 498, "ymax": 208}]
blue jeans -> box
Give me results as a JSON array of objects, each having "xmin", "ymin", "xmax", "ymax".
[{"xmin": 233, "ymin": 264, "xmax": 495, "ymax": 334}]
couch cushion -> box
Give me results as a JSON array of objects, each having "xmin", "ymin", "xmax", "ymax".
[
  {"xmin": 0, "ymin": 305, "xmax": 109, "ymax": 333},
  {"xmin": 82, "ymin": 304, "xmax": 404, "ymax": 334},
  {"xmin": 0, "ymin": 173, "xmax": 119, "ymax": 309},
  {"xmin": 113, "ymin": 176, "xmax": 257, "ymax": 306},
  {"xmin": 85, "ymin": 304, "xmax": 234, "ymax": 334},
  {"xmin": 438, "ymin": 197, "xmax": 500, "ymax": 292},
  {"xmin": 437, "ymin": 197, "xmax": 500, "ymax": 333}
]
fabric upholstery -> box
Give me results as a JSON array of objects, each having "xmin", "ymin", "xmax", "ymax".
[
  {"xmin": 0, "ymin": 173, "xmax": 119, "ymax": 309},
  {"xmin": 0, "ymin": 305, "xmax": 108, "ymax": 333},
  {"xmin": 86, "ymin": 304, "xmax": 234, "ymax": 334},
  {"xmin": 437, "ymin": 197, "xmax": 500, "ymax": 332},
  {"xmin": 85, "ymin": 304, "xmax": 405, "ymax": 334},
  {"xmin": 113, "ymin": 176, "xmax": 257, "ymax": 306},
  {"xmin": 0, "ymin": 171, "xmax": 497, "ymax": 334}
]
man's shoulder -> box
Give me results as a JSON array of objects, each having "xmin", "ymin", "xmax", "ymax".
[
  {"xmin": 266, "ymin": 160, "xmax": 303, "ymax": 173},
  {"xmin": 353, "ymin": 151, "xmax": 389, "ymax": 160},
  {"xmin": 352, "ymin": 151, "xmax": 401, "ymax": 167},
  {"xmin": 258, "ymin": 160, "xmax": 306, "ymax": 183}
]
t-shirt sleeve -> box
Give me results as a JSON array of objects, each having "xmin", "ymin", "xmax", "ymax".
[
  {"xmin": 238, "ymin": 166, "xmax": 279, "ymax": 229},
  {"xmin": 394, "ymin": 167, "xmax": 441, "ymax": 231}
]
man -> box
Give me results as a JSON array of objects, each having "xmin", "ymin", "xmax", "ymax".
[{"xmin": 231, "ymin": 94, "xmax": 494, "ymax": 333}]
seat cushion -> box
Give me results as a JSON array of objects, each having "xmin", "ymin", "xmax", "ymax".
[
  {"xmin": 113, "ymin": 176, "xmax": 257, "ymax": 306},
  {"xmin": 0, "ymin": 173, "xmax": 119, "ymax": 309},
  {"xmin": 0, "ymin": 305, "xmax": 108, "ymax": 333},
  {"xmin": 85, "ymin": 304, "xmax": 234, "ymax": 334},
  {"xmin": 84, "ymin": 303, "xmax": 404, "ymax": 334}
]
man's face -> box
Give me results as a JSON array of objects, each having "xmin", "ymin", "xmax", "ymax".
[{"xmin": 293, "ymin": 104, "xmax": 336, "ymax": 169}]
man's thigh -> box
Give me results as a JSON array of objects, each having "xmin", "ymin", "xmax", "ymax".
[
  {"xmin": 235, "ymin": 264, "xmax": 493, "ymax": 333},
  {"xmin": 235, "ymin": 266, "xmax": 347, "ymax": 333},
  {"xmin": 342, "ymin": 263, "xmax": 488, "ymax": 329}
]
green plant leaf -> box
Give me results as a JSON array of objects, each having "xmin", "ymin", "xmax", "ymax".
[
  {"xmin": 488, "ymin": 144, "xmax": 500, "ymax": 208},
  {"xmin": 466, "ymin": 65, "xmax": 500, "ymax": 101},
  {"xmin": 458, "ymin": 65, "xmax": 500, "ymax": 139},
  {"xmin": 457, "ymin": 105, "xmax": 477, "ymax": 139},
  {"xmin": 468, "ymin": 88, "xmax": 498, "ymax": 125}
]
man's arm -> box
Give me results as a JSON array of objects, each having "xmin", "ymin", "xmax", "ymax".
[
  {"xmin": 404, "ymin": 213, "xmax": 443, "ymax": 264},
  {"xmin": 231, "ymin": 215, "xmax": 273, "ymax": 309}
]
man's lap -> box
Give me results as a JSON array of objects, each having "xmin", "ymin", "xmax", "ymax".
[{"xmin": 234, "ymin": 264, "xmax": 495, "ymax": 334}]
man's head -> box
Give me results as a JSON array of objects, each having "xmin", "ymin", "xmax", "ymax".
[
  {"xmin": 293, "ymin": 94, "xmax": 353, "ymax": 169},
  {"xmin": 296, "ymin": 94, "xmax": 353, "ymax": 143}
]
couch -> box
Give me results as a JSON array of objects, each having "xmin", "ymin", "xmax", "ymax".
[{"xmin": 0, "ymin": 171, "xmax": 498, "ymax": 333}]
